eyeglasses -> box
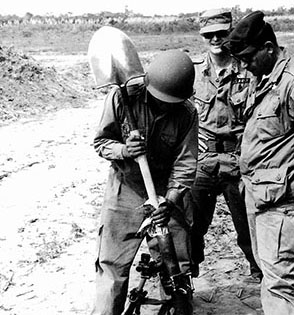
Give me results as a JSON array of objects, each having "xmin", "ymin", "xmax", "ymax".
[
  {"xmin": 234, "ymin": 46, "xmax": 264, "ymax": 64},
  {"xmin": 202, "ymin": 30, "xmax": 230, "ymax": 40}
]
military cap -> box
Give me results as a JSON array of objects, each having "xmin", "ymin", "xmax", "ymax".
[
  {"xmin": 222, "ymin": 10, "xmax": 277, "ymax": 57},
  {"xmin": 199, "ymin": 8, "xmax": 232, "ymax": 35}
]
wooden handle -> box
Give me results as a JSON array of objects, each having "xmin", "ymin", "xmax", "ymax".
[
  {"xmin": 121, "ymin": 87, "xmax": 159, "ymax": 209},
  {"xmin": 130, "ymin": 129, "xmax": 158, "ymax": 208},
  {"xmin": 137, "ymin": 155, "xmax": 159, "ymax": 208}
]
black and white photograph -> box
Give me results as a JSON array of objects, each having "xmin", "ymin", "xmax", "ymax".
[{"xmin": 1, "ymin": 1, "xmax": 294, "ymax": 314}]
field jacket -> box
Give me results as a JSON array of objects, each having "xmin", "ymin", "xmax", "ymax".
[
  {"xmin": 240, "ymin": 49, "xmax": 294, "ymax": 210},
  {"xmin": 94, "ymin": 83, "xmax": 198, "ymax": 201},
  {"xmin": 192, "ymin": 53, "xmax": 251, "ymax": 177},
  {"xmin": 193, "ymin": 53, "xmax": 251, "ymax": 145}
]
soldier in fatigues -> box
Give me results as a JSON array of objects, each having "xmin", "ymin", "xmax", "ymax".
[
  {"xmin": 189, "ymin": 8, "xmax": 261, "ymax": 280},
  {"xmin": 223, "ymin": 10, "xmax": 294, "ymax": 315},
  {"xmin": 91, "ymin": 50, "xmax": 198, "ymax": 315}
]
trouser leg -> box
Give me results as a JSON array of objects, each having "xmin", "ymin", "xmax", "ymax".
[
  {"xmin": 190, "ymin": 173, "xmax": 217, "ymax": 267},
  {"xmin": 243, "ymin": 175, "xmax": 294, "ymax": 314},
  {"xmin": 91, "ymin": 220, "xmax": 143, "ymax": 315},
  {"xmin": 256, "ymin": 210, "xmax": 294, "ymax": 315},
  {"xmin": 222, "ymin": 179, "xmax": 261, "ymax": 276},
  {"xmin": 243, "ymin": 177, "xmax": 261, "ymax": 270},
  {"xmin": 91, "ymin": 179, "xmax": 145, "ymax": 315}
]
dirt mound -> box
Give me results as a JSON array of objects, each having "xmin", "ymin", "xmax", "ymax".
[{"xmin": 0, "ymin": 46, "xmax": 84, "ymax": 124}]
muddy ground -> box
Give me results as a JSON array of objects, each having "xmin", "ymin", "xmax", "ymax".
[{"xmin": 0, "ymin": 37, "xmax": 265, "ymax": 314}]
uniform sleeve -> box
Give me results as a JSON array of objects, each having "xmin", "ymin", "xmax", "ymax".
[
  {"xmin": 93, "ymin": 88, "xmax": 127, "ymax": 160},
  {"xmin": 165, "ymin": 106, "xmax": 198, "ymax": 204},
  {"xmin": 287, "ymin": 85, "xmax": 294, "ymax": 121}
]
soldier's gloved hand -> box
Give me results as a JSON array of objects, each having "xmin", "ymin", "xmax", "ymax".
[
  {"xmin": 122, "ymin": 133, "xmax": 146, "ymax": 159},
  {"xmin": 151, "ymin": 199, "xmax": 174, "ymax": 227}
]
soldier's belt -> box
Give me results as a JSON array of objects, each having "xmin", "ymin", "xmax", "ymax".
[{"xmin": 206, "ymin": 139, "xmax": 237, "ymax": 153}]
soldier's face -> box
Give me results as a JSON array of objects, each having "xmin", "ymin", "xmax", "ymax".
[
  {"xmin": 202, "ymin": 30, "xmax": 230, "ymax": 55},
  {"xmin": 238, "ymin": 45, "xmax": 275, "ymax": 79},
  {"xmin": 151, "ymin": 95, "xmax": 180, "ymax": 113}
]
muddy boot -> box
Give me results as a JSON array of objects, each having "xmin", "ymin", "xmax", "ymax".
[
  {"xmin": 248, "ymin": 263, "xmax": 263, "ymax": 283},
  {"xmin": 190, "ymin": 263, "xmax": 199, "ymax": 278},
  {"xmin": 172, "ymin": 291, "xmax": 193, "ymax": 315},
  {"xmin": 244, "ymin": 261, "xmax": 263, "ymax": 284}
]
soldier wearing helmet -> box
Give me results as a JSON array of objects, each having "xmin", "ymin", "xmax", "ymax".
[
  {"xmin": 92, "ymin": 49, "xmax": 198, "ymax": 315},
  {"xmin": 187, "ymin": 8, "xmax": 262, "ymax": 281}
]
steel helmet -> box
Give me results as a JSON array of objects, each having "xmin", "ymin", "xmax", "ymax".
[{"xmin": 144, "ymin": 50, "xmax": 195, "ymax": 103}]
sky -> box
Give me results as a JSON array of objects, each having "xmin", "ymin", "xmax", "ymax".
[{"xmin": 1, "ymin": 0, "xmax": 293, "ymax": 17}]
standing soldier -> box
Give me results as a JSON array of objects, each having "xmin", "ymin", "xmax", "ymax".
[
  {"xmin": 91, "ymin": 50, "xmax": 198, "ymax": 315},
  {"xmin": 189, "ymin": 8, "xmax": 261, "ymax": 281},
  {"xmin": 223, "ymin": 10, "xmax": 294, "ymax": 315}
]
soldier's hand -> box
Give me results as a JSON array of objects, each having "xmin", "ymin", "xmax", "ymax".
[
  {"xmin": 151, "ymin": 199, "xmax": 173, "ymax": 227},
  {"xmin": 123, "ymin": 133, "xmax": 146, "ymax": 159}
]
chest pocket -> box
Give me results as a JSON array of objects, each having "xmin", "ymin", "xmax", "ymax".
[
  {"xmin": 149, "ymin": 132, "xmax": 177, "ymax": 168},
  {"xmin": 194, "ymin": 95, "xmax": 214, "ymax": 122},
  {"xmin": 256, "ymin": 94, "xmax": 292, "ymax": 141},
  {"xmin": 193, "ymin": 77, "xmax": 215, "ymax": 122},
  {"xmin": 251, "ymin": 167, "xmax": 288, "ymax": 209},
  {"xmin": 230, "ymin": 87, "xmax": 248, "ymax": 105},
  {"xmin": 229, "ymin": 78, "xmax": 250, "ymax": 123}
]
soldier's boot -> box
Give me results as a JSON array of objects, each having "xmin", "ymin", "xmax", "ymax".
[{"xmin": 173, "ymin": 290, "xmax": 193, "ymax": 315}]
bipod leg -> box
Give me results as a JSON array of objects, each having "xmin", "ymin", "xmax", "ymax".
[
  {"xmin": 121, "ymin": 278, "xmax": 147, "ymax": 315},
  {"xmin": 134, "ymin": 303, "xmax": 142, "ymax": 315},
  {"xmin": 158, "ymin": 299, "xmax": 173, "ymax": 315},
  {"xmin": 122, "ymin": 253, "xmax": 159, "ymax": 315}
]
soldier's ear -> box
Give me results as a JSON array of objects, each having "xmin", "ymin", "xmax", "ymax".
[{"xmin": 264, "ymin": 41, "xmax": 275, "ymax": 54}]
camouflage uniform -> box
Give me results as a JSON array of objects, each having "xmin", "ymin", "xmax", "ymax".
[{"xmin": 241, "ymin": 49, "xmax": 294, "ymax": 314}]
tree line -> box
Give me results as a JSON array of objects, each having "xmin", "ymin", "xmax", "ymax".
[{"xmin": 1, "ymin": 6, "xmax": 294, "ymax": 33}]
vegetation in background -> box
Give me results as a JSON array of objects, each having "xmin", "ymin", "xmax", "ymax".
[
  {"xmin": 1, "ymin": 5, "xmax": 294, "ymax": 35},
  {"xmin": 0, "ymin": 5, "xmax": 294, "ymax": 124}
]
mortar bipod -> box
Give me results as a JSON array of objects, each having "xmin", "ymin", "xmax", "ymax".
[{"xmin": 122, "ymin": 253, "xmax": 194, "ymax": 315}]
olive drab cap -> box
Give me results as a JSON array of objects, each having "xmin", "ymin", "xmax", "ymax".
[
  {"xmin": 199, "ymin": 8, "xmax": 232, "ymax": 35},
  {"xmin": 144, "ymin": 50, "xmax": 195, "ymax": 103},
  {"xmin": 222, "ymin": 10, "xmax": 277, "ymax": 57}
]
